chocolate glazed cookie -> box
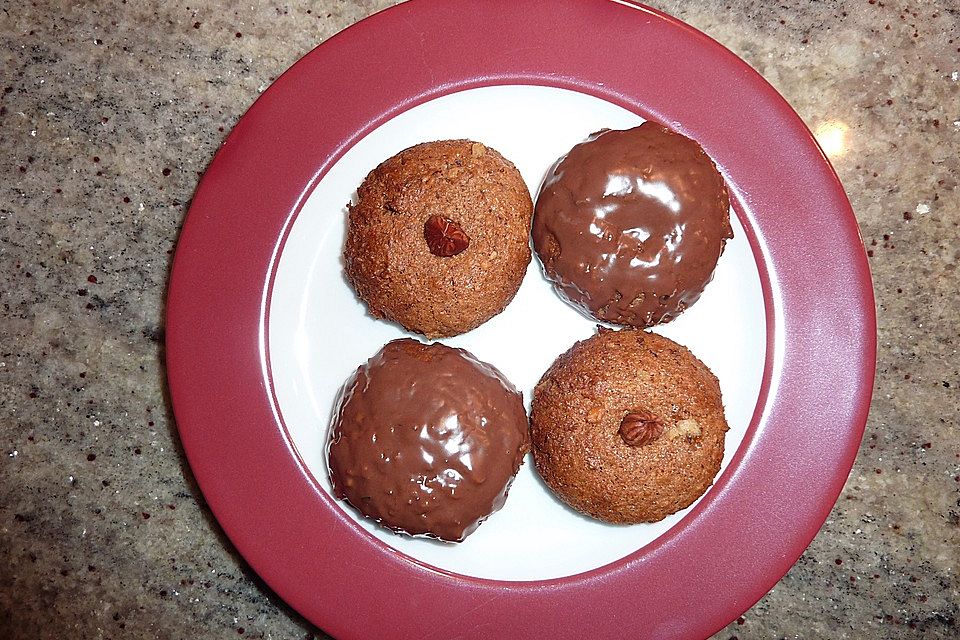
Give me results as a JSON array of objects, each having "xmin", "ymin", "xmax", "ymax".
[
  {"xmin": 344, "ymin": 140, "xmax": 533, "ymax": 338},
  {"xmin": 327, "ymin": 339, "xmax": 530, "ymax": 542},
  {"xmin": 533, "ymin": 123, "xmax": 733, "ymax": 328},
  {"xmin": 530, "ymin": 328, "xmax": 728, "ymax": 524}
]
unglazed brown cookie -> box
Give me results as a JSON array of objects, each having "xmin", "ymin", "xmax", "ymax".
[
  {"xmin": 327, "ymin": 339, "xmax": 530, "ymax": 542},
  {"xmin": 344, "ymin": 140, "xmax": 533, "ymax": 338},
  {"xmin": 533, "ymin": 123, "xmax": 733, "ymax": 328},
  {"xmin": 530, "ymin": 328, "xmax": 728, "ymax": 524}
]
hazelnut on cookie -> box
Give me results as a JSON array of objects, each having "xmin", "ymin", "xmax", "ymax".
[
  {"xmin": 530, "ymin": 328, "xmax": 728, "ymax": 523},
  {"xmin": 344, "ymin": 140, "xmax": 532, "ymax": 338}
]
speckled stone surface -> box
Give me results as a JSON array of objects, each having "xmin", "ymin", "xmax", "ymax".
[{"xmin": 1, "ymin": 1, "xmax": 957, "ymax": 638}]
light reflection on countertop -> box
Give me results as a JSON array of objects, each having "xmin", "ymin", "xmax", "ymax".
[{"xmin": 814, "ymin": 120, "xmax": 850, "ymax": 159}]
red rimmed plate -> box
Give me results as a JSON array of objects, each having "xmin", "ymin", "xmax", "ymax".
[{"xmin": 166, "ymin": 1, "xmax": 875, "ymax": 638}]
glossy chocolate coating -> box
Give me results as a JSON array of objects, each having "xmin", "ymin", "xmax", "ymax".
[
  {"xmin": 327, "ymin": 339, "xmax": 529, "ymax": 542},
  {"xmin": 533, "ymin": 123, "xmax": 733, "ymax": 327}
]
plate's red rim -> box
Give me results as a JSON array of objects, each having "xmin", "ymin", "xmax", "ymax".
[{"xmin": 165, "ymin": 1, "xmax": 876, "ymax": 639}]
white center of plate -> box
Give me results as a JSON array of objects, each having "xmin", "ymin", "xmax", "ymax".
[{"xmin": 268, "ymin": 85, "xmax": 765, "ymax": 581}]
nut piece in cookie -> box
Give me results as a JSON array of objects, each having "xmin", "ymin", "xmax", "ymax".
[
  {"xmin": 344, "ymin": 140, "xmax": 533, "ymax": 338},
  {"xmin": 530, "ymin": 328, "xmax": 728, "ymax": 524}
]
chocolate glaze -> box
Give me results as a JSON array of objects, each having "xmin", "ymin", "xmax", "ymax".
[
  {"xmin": 327, "ymin": 339, "xmax": 529, "ymax": 542},
  {"xmin": 533, "ymin": 123, "xmax": 733, "ymax": 327}
]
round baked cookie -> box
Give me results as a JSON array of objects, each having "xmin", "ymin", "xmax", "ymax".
[
  {"xmin": 530, "ymin": 328, "xmax": 728, "ymax": 524},
  {"xmin": 344, "ymin": 140, "xmax": 533, "ymax": 338},
  {"xmin": 533, "ymin": 122, "xmax": 733, "ymax": 328},
  {"xmin": 327, "ymin": 338, "xmax": 530, "ymax": 542}
]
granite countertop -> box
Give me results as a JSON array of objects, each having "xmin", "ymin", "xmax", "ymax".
[{"xmin": 2, "ymin": 1, "xmax": 957, "ymax": 638}]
